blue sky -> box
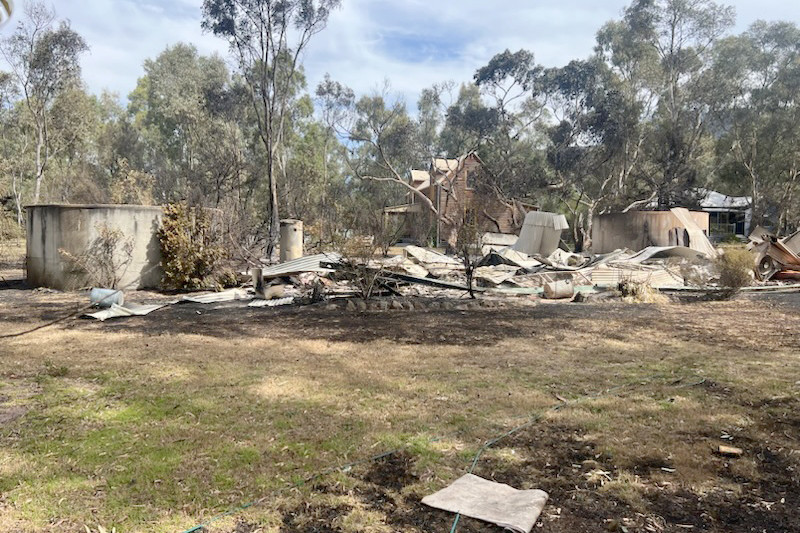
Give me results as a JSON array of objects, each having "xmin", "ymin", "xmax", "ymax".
[{"xmin": 2, "ymin": 0, "xmax": 800, "ymax": 109}]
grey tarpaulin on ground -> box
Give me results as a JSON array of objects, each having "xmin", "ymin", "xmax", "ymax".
[{"xmin": 421, "ymin": 474, "xmax": 548, "ymax": 533}]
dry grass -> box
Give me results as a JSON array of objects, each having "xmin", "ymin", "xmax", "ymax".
[
  {"xmin": 1, "ymin": 287, "xmax": 800, "ymax": 532},
  {"xmin": 0, "ymin": 238, "xmax": 24, "ymax": 268}
]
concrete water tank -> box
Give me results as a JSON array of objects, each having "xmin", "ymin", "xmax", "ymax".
[{"xmin": 26, "ymin": 204, "xmax": 164, "ymax": 290}]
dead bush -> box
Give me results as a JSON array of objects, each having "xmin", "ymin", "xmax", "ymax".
[
  {"xmin": 363, "ymin": 211, "xmax": 404, "ymax": 257},
  {"xmin": 217, "ymin": 198, "xmax": 269, "ymax": 266},
  {"xmin": 59, "ymin": 223, "xmax": 134, "ymax": 289},
  {"xmin": 456, "ymin": 208, "xmax": 485, "ymax": 299},
  {"xmin": 619, "ymin": 280, "xmax": 668, "ymax": 304},
  {"xmin": 0, "ymin": 212, "xmax": 23, "ymax": 240},
  {"xmin": 158, "ymin": 202, "xmax": 227, "ymax": 290},
  {"xmin": 334, "ymin": 235, "xmax": 384, "ymax": 300},
  {"xmin": 717, "ymin": 247, "xmax": 754, "ymax": 296}
]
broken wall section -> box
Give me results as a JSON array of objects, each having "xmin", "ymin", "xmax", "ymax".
[{"xmin": 592, "ymin": 210, "xmax": 711, "ymax": 255}]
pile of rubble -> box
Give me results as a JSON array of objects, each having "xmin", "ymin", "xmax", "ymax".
[
  {"xmin": 85, "ymin": 225, "xmax": 800, "ymax": 321},
  {"xmin": 748, "ymin": 226, "xmax": 800, "ymax": 281},
  {"xmin": 316, "ymin": 244, "xmax": 705, "ymax": 300},
  {"xmin": 244, "ymin": 220, "xmax": 800, "ymax": 305},
  {"xmin": 243, "ymin": 241, "xmax": 732, "ymax": 306}
]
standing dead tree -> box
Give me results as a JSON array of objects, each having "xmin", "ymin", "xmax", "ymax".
[
  {"xmin": 316, "ymin": 78, "xmax": 473, "ymax": 248},
  {"xmin": 456, "ymin": 208, "xmax": 485, "ymax": 299}
]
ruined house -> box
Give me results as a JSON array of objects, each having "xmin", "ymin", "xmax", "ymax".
[
  {"xmin": 385, "ymin": 152, "xmax": 536, "ymax": 247},
  {"xmin": 698, "ymin": 189, "xmax": 752, "ymax": 240},
  {"xmin": 592, "ymin": 208, "xmax": 714, "ymax": 256}
]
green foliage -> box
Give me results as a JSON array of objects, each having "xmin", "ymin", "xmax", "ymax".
[
  {"xmin": 710, "ymin": 21, "xmax": 800, "ymax": 232},
  {"xmin": 0, "ymin": 2, "xmax": 89, "ymax": 203},
  {"xmin": 0, "ymin": 212, "xmax": 23, "ymax": 240},
  {"xmin": 157, "ymin": 202, "xmax": 226, "ymax": 290},
  {"xmin": 126, "ymin": 43, "xmax": 247, "ymax": 204},
  {"xmin": 334, "ymin": 236, "xmax": 384, "ymax": 301},
  {"xmin": 110, "ymin": 158, "xmax": 155, "ymax": 205},
  {"xmin": 717, "ymin": 247, "xmax": 754, "ymax": 292},
  {"xmin": 202, "ymin": 0, "xmax": 343, "ymax": 247},
  {"xmin": 4, "ymin": 0, "xmax": 800, "ymax": 264}
]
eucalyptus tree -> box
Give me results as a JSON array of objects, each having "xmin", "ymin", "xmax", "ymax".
[
  {"xmin": 710, "ymin": 21, "xmax": 800, "ymax": 232},
  {"xmin": 0, "ymin": 70, "xmax": 26, "ymax": 223},
  {"xmin": 316, "ymin": 76, "xmax": 448, "ymax": 245},
  {"xmin": 317, "ymin": 78, "xmax": 419, "ymax": 204},
  {"xmin": 45, "ymin": 85, "xmax": 106, "ymax": 202},
  {"xmin": 202, "ymin": 0, "xmax": 342, "ymax": 251},
  {"xmin": 0, "ymin": 1, "xmax": 88, "ymax": 203},
  {"xmin": 599, "ymin": 0, "xmax": 735, "ymax": 207},
  {"xmin": 416, "ymin": 81, "xmax": 453, "ymax": 157},
  {"xmin": 128, "ymin": 43, "xmax": 247, "ymax": 205},
  {"xmin": 439, "ymin": 84, "xmax": 500, "ymax": 158},
  {"xmin": 539, "ymin": 59, "xmax": 613, "ymax": 249},
  {"xmin": 471, "ymin": 49, "xmax": 551, "ymax": 199},
  {"xmin": 540, "ymin": 54, "xmax": 666, "ymax": 249},
  {"xmin": 279, "ymin": 91, "xmax": 347, "ymax": 240}
]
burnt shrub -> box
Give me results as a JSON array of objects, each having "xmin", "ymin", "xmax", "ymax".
[{"xmin": 158, "ymin": 202, "xmax": 226, "ymax": 290}]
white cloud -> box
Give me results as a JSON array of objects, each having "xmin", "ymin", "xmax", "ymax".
[{"xmin": 2, "ymin": 0, "xmax": 800, "ymax": 109}]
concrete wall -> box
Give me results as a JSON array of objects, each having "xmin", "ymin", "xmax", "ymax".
[
  {"xmin": 26, "ymin": 204, "xmax": 163, "ymax": 290},
  {"xmin": 592, "ymin": 210, "xmax": 710, "ymax": 254}
]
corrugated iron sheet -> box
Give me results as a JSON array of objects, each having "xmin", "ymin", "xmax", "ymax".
[
  {"xmin": 671, "ymin": 208, "xmax": 718, "ymax": 257},
  {"xmin": 261, "ymin": 253, "xmax": 342, "ymax": 278},
  {"xmin": 591, "ymin": 266, "xmax": 683, "ymax": 289},
  {"xmin": 181, "ymin": 288, "xmax": 251, "ymax": 304}
]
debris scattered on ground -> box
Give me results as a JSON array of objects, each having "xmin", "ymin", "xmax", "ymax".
[
  {"xmin": 421, "ymin": 473, "xmax": 548, "ymax": 533},
  {"xmin": 180, "ymin": 288, "xmax": 251, "ymax": 304},
  {"xmin": 260, "ymin": 252, "xmax": 342, "ymax": 278},
  {"xmin": 718, "ymin": 445, "xmax": 744, "ymax": 457},
  {"xmin": 481, "ymin": 231, "xmax": 519, "ymax": 255},
  {"xmin": 80, "ymin": 224, "xmax": 800, "ymax": 323},
  {"xmin": 248, "ymin": 297, "xmax": 294, "ymax": 308},
  {"xmin": 84, "ymin": 302, "xmax": 171, "ymax": 321},
  {"xmin": 619, "ymin": 280, "xmax": 670, "ymax": 304},
  {"xmin": 474, "ymin": 264, "xmax": 519, "ymax": 286},
  {"xmin": 748, "ymin": 226, "xmax": 800, "ymax": 281},
  {"xmin": 89, "ymin": 287, "xmax": 125, "ymax": 308},
  {"xmin": 404, "ymin": 245, "xmax": 461, "ymax": 267}
]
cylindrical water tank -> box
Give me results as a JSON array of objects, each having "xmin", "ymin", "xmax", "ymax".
[
  {"xmin": 543, "ymin": 280, "xmax": 574, "ymax": 299},
  {"xmin": 279, "ymin": 219, "xmax": 303, "ymax": 263},
  {"xmin": 89, "ymin": 288, "xmax": 125, "ymax": 308}
]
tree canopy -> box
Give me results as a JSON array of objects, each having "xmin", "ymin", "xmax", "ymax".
[{"xmin": 2, "ymin": 0, "xmax": 800, "ymax": 252}]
